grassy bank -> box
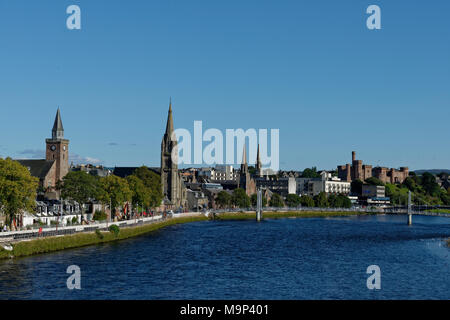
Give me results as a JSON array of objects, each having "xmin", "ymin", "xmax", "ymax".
[
  {"xmin": 425, "ymin": 209, "xmax": 450, "ymax": 214},
  {"xmin": 0, "ymin": 215, "xmax": 207, "ymax": 260},
  {"xmin": 215, "ymin": 210, "xmax": 376, "ymax": 220}
]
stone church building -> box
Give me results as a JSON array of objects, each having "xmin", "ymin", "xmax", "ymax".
[
  {"xmin": 160, "ymin": 101, "xmax": 187, "ymax": 209},
  {"xmin": 17, "ymin": 109, "xmax": 69, "ymax": 200}
]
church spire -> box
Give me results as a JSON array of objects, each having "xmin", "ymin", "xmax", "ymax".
[
  {"xmin": 165, "ymin": 98, "xmax": 174, "ymax": 137},
  {"xmin": 240, "ymin": 144, "xmax": 248, "ymax": 173},
  {"xmin": 256, "ymin": 143, "xmax": 262, "ymax": 176},
  {"xmin": 52, "ymin": 108, "xmax": 64, "ymax": 140}
]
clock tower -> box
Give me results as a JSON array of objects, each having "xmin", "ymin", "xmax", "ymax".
[{"xmin": 46, "ymin": 108, "xmax": 70, "ymax": 183}]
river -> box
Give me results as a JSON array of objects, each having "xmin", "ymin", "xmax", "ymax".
[{"xmin": 0, "ymin": 214, "xmax": 449, "ymax": 299}]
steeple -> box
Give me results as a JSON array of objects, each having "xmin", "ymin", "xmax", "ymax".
[
  {"xmin": 165, "ymin": 98, "xmax": 174, "ymax": 138},
  {"xmin": 240, "ymin": 144, "xmax": 248, "ymax": 173},
  {"xmin": 52, "ymin": 108, "xmax": 64, "ymax": 140},
  {"xmin": 256, "ymin": 143, "xmax": 262, "ymax": 176}
]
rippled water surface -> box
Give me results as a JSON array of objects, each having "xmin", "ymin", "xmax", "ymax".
[{"xmin": 0, "ymin": 215, "xmax": 449, "ymax": 299}]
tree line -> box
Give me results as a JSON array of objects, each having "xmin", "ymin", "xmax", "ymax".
[
  {"xmin": 0, "ymin": 158, "xmax": 163, "ymax": 227},
  {"xmin": 351, "ymin": 172, "xmax": 450, "ymax": 205},
  {"xmin": 58, "ymin": 166, "xmax": 163, "ymax": 219},
  {"xmin": 214, "ymin": 189, "xmax": 351, "ymax": 209}
]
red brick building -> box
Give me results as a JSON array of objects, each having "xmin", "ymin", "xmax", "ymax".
[{"xmin": 337, "ymin": 151, "xmax": 408, "ymax": 184}]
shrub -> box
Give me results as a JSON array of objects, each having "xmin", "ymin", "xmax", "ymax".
[
  {"xmin": 108, "ymin": 224, "xmax": 120, "ymax": 236},
  {"xmin": 93, "ymin": 210, "xmax": 107, "ymax": 221},
  {"xmin": 71, "ymin": 217, "xmax": 78, "ymax": 224},
  {"xmin": 95, "ymin": 229, "xmax": 104, "ymax": 239}
]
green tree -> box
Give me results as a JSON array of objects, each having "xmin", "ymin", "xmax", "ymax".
[
  {"xmin": 301, "ymin": 167, "xmax": 321, "ymax": 178},
  {"xmin": 232, "ymin": 188, "xmax": 251, "ymax": 208},
  {"xmin": 269, "ymin": 193, "xmax": 284, "ymax": 207},
  {"xmin": 93, "ymin": 210, "xmax": 107, "ymax": 221},
  {"xmin": 60, "ymin": 171, "xmax": 100, "ymax": 221},
  {"xmin": 250, "ymin": 193, "xmax": 267, "ymax": 207},
  {"xmin": 299, "ymin": 195, "xmax": 315, "ymax": 207},
  {"xmin": 402, "ymin": 177, "xmax": 418, "ymax": 192},
  {"xmin": 420, "ymin": 172, "xmax": 441, "ymax": 197},
  {"xmin": 314, "ymin": 192, "xmax": 329, "ymax": 208},
  {"xmin": 330, "ymin": 194, "xmax": 352, "ymax": 208},
  {"xmin": 99, "ymin": 175, "xmax": 132, "ymax": 219},
  {"xmin": 0, "ymin": 158, "xmax": 39, "ymax": 228},
  {"xmin": 126, "ymin": 175, "xmax": 152, "ymax": 211},
  {"xmin": 285, "ymin": 194, "xmax": 301, "ymax": 207},
  {"xmin": 132, "ymin": 166, "xmax": 163, "ymax": 208},
  {"xmin": 365, "ymin": 177, "xmax": 384, "ymax": 186},
  {"xmin": 216, "ymin": 191, "xmax": 232, "ymax": 208}
]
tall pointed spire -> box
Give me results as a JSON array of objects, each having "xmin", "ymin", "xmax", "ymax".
[
  {"xmin": 165, "ymin": 98, "xmax": 174, "ymax": 137},
  {"xmin": 242, "ymin": 144, "xmax": 247, "ymax": 165},
  {"xmin": 240, "ymin": 144, "xmax": 248, "ymax": 173},
  {"xmin": 52, "ymin": 108, "xmax": 64, "ymax": 140},
  {"xmin": 256, "ymin": 143, "xmax": 262, "ymax": 176}
]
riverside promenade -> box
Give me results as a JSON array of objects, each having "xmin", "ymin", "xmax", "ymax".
[{"xmin": 0, "ymin": 212, "xmax": 203, "ymax": 244}]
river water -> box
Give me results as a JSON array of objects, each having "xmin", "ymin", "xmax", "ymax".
[{"xmin": 0, "ymin": 214, "xmax": 449, "ymax": 299}]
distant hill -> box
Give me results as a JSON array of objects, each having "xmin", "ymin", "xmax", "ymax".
[{"xmin": 413, "ymin": 169, "xmax": 450, "ymax": 175}]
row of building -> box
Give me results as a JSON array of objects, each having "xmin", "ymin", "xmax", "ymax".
[{"xmin": 5, "ymin": 104, "xmax": 419, "ymax": 229}]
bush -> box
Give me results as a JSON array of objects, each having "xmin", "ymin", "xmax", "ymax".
[
  {"xmin": 93, "ymin": 210, "xmax": 107, "ymax": 221},
  {"xmin": 71, "ymin": 217, "xmax": 78, "ymax": 224},
  {"xmin": 108, "ymin": 224, "xmax": 120, "ymax": 236},
  {"xmin": 95, "ymin": 229, "xmax": 104, "ymax": 239}
]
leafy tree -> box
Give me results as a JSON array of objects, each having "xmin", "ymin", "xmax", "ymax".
[
  {"xmin": 250, "ymin": 193, "xmax": 267, "ymax": 207},
  {"xmin": 0, "ymin": 158, "xmax": 39, "ymax": 228},
  {"xmin": 365, "ymin": 177, "xmax": 384, "ymax": 186},
  {"xmin": 328, "ymin": 194, "xmax": 338, "ymax": 207},
  {"xmin": 301, "ymin": 167, "xmax": 320, "ymax": 178},
  {"xmin": 216, "ymin": 191, "xmax": 232, "ymax": 208},
  {"xmin": 126, "ymin": 175, "xmax": 152, "ymax": 210},
  {"xmin": 269, "ymin": 193, "xmax": 284, "ymax": 207},
  {"xmin": 132, "ymin": 166, "xmax": 163, "ymax": 208},
  {"xmin": 60, "ymin": 171, "xmax": 100, "ymax": 221},
  {"xmin": 232, "ymin": 188, "xmax": 251, "ymax": 208},
  {"xmin": 314, "ymin": 192, "xmax": 329, "ymax": 208},
  {"xmin": 99, "ymin": 175, "xmax": 132, "ymax": 219},
  {"xmin": 93, "ymin": 210, "xmax": 107, "ymax": 221},
  {"xmin": 285, "ymin": 194, "xmax": 301, "ymax": 207},
  {"xmin": 299, "ymin": 195, "xmax": 315, "ymax": 207},
  {"xmin": 421, "ymin": 172, "xmax": 441, "ymax": 197},
  {"xmin": 329, "ymin": 194, "xmax": 352, "ymax": 208},
  {"xmin": 402, "ymin": 177, "xmax": 418, "ymax": 192}
]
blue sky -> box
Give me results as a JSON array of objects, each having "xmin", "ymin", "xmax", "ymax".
[{"xmin": 0, "ymin": 0, "xmax": 449, "ymax": 171}]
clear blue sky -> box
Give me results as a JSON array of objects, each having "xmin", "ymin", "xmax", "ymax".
[{"xmin": 0, "ymin": 0, "xmax": 449, "ymax": 171}]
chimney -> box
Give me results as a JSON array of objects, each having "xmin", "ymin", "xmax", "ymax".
[{"xmin": 352, "ymin": 151, "xmax": 356, "ymax": 162}]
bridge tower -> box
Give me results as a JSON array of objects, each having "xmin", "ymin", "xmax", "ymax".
[
  {"xmin": 256, "ymin": 189, "xmax": 263, "ymax": 222},
  {"xmin": 407, "ymin": 191, "xmax": 412, "ymax": 225}
]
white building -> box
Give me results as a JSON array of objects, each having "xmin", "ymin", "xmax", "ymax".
[
  {"xmin": 198, "ymin": 165, "xmax": 239, "ymax": 181},
  {"xmin": 296, "ymin": 171, "xmax": 350, "ymax": 196}
]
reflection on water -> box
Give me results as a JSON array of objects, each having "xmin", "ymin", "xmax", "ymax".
[{"xmin": 0, "ymin": 215, "xmax": 449, "ymax": 299}]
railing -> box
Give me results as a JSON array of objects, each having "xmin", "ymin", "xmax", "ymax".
[{"xmin": 0, "ymin": 214, "xmax": 166, "ymax": 240}]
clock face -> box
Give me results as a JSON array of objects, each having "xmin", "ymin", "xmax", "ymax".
[
  {"xmin": 63, "ymin": 146, "xmax": 66, "ymax": 151},
  {"xmin": 50, "ymin": 145, "xmax": 56, "ymax": 151}
]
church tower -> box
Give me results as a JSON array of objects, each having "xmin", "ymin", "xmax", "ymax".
[
  {"xmin": 45, "ymin": 108, "xmax": 69, "ymax": 183},
  {"xmin": 239, "ymin": 144, "xmax": 256, "ymax": 196},
  {"xmin": 256, "ymin": 143, "xmax": 262, "ymax": 177},
  {"xmin": 161, "ymin": 99, "xmax": 184, "ymax": 208}
]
